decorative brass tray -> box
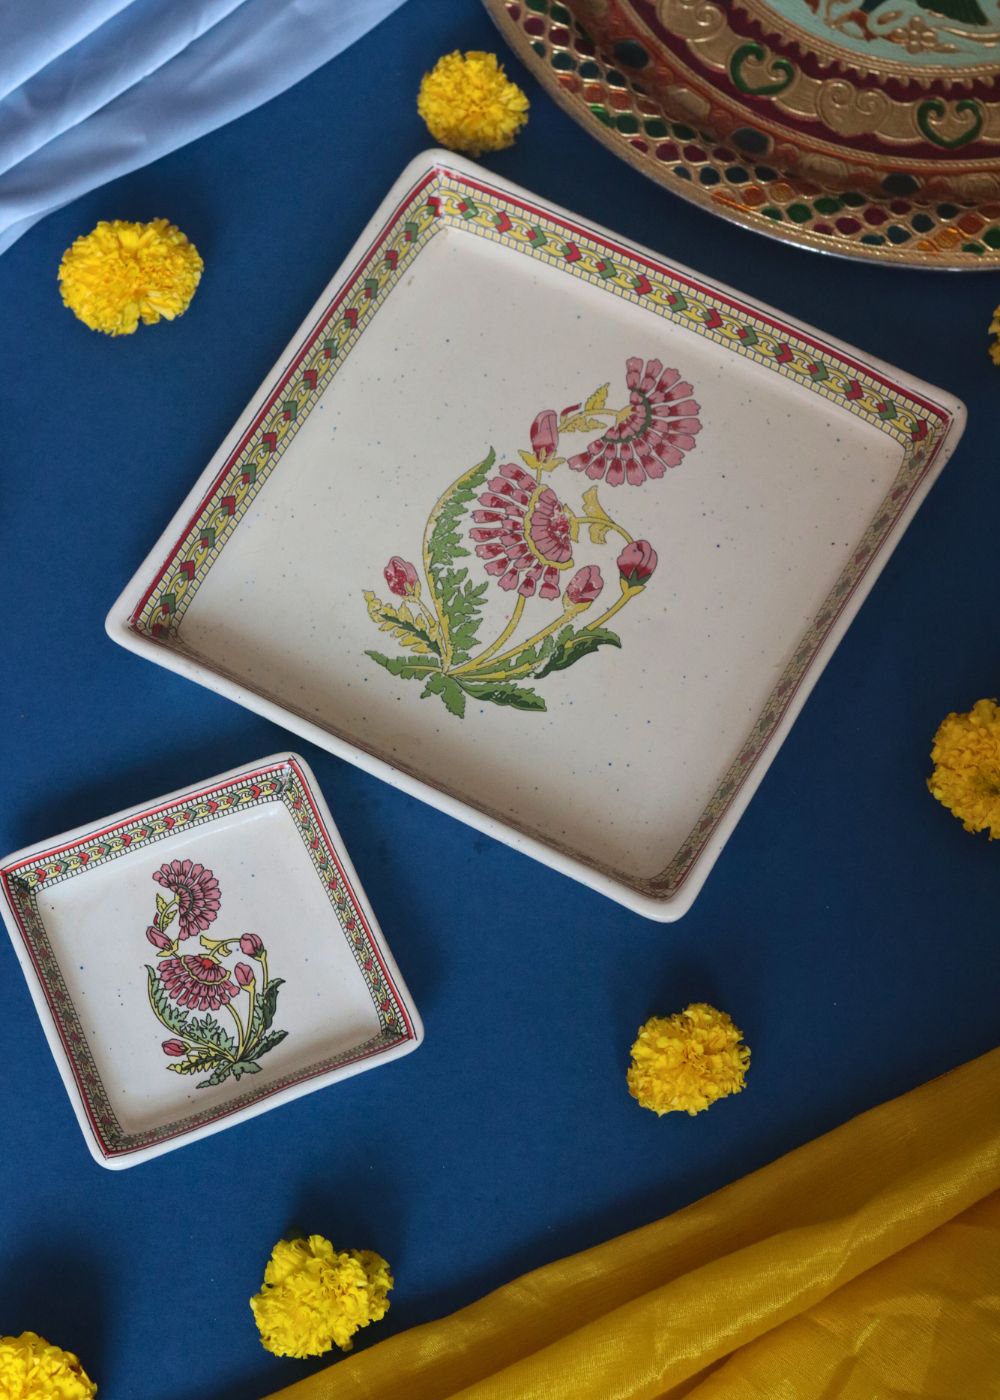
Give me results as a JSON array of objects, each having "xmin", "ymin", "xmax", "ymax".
[
  {"xmin": 106, "ymin": 153, "xmax": 964, "ymax": 920},
  {"xmin": 485, "ymin": 0, "xmax": 1000, "ymax": 268}
]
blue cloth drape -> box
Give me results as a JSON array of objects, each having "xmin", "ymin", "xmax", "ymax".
[{"xmin": 0, "ymin": 0, "xmax": 407, "ymax": 254}]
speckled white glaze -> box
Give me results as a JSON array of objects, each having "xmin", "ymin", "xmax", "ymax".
[
  {"xmin": 107, "ymin": 153, "xmax": 965, "ymax": 920},
  {"xmin": 0, "ymin": 754, "xmax": 422, "ymax": 1168}
]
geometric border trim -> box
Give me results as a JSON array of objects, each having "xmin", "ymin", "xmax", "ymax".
[{"xmin": 0, "ymin": 758, "xmax": 415, "ymax": 1157}]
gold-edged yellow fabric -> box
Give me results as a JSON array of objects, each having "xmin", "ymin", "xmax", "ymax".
[{"xmin": 267, "ymin": 1049, "xmax": 1000, "ymax": 1400}]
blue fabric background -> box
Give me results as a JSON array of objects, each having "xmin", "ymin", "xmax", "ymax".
[{"xmin": 1, "ymin": 3, "xmax": 998, "ymax": 1397}]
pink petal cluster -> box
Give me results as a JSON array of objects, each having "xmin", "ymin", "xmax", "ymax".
[
  {"xmin": 152, "ymin": 859, "xmax": 221, "ymax": 941},
  {"xmin": 470, "ymin": 462, "xmax": 574, "ymax": 599},
  {"xmin": 159, "ymin": 954, "xmax": 238, "ymax": 1011},
  {"xmin": 617, "ymin": 539, "xmax": 658, "ymax": 585},
  {"xmin": 383, "ymin": 556, "xmax": 419, "ymax": 598},
  {"xmin": 568, "ymin": 358, "xmax": 701, "ymax": 486},
  {"xmin": 530, "ymin": 409, "xmax": 559, "ymax": 460},
  {"xmin": 565, "ymin": 564, "xmax": 604, "ymax": 605}
]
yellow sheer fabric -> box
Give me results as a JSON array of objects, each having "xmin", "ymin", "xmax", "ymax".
[{"xmin": 267, "ymin": 1049, "xmax": 1000, "ymax": 1400}]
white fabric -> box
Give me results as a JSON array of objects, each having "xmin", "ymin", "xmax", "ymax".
[{"xmin": 0, "ymin": 0, "xmax": 407, "ymax": 255}]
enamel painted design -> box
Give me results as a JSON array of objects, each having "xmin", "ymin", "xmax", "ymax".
[
  {"xmin": 777, "ymin": 0, "xmax": 1000, "ymax": 67},
  {"xmin": 364, "ymin": 359, "xmax": 698, "ymax": 717},
  {"xmin": 574, "ymin": 0, "xmax": 1000, "ymax": 201},
  {"xmin": 143, "ymin": 861, "xmax": 288, "ymax": 1088},
  {"xmin": 486, "ymin": 0, "xmax": 1000, "ymax": 267},
  {"xmin": 0, "ymin": 761, "xmax": 414, "ymax": 1157}
]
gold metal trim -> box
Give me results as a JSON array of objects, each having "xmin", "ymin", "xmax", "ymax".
[{"xmin": 484, "ymin": 0, "xmax": 1000, "ymax": 269}]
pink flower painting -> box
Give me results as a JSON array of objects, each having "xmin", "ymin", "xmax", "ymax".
[
  {"xmin": 159, "ymin": 954, "xmax": 239, "ymax": 1011},
  {"xmin": 364, "ymin": 354, "xmax": 700, "ymax": 717},
  {"xmin": 470, "ymin": 463, "xmax": 574, "ymax": 599},
  {"xmin": 617, "ymin": 540, "xmax": 658, "ymax": 586},
  {"xmin": 530, "ymin": 409, "xmax": 559, "ymax": 461},
  {"xmin": 152, "ymin": 858, "xmax": 221, "ymax": 941},
  {"xmin": 384, "ymin": 557, "xmax": 420, "ymax": 598},
  {"xmin": 567, "ymin": 359, "xmax": 701, "ymax": 486},
  {"xmin": 565, "ymin": 564, "xmax": 604, "ymax": 605},
  {"xmin": 142, "ymin": 861, "xmax": 286, "ymax": 1088}
]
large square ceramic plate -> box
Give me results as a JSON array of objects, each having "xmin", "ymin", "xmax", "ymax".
[
  {"xmin": 107, "ymin": 152, "xmax": 965, "ymax": 921},
  {"xmin": 0, "ymin": 754, "xmax": 421, "ymax": 1168}
]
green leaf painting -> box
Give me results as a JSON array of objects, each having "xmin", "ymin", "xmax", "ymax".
[{"xmin": 363, "ymin": 357, "xmax": 701, "ymax": 716}]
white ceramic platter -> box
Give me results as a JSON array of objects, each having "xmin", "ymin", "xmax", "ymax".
[
  {"xmin": 0, "ymin": 754, "xmax": 422, "ymax": 1168},
  {"xmin": 107, "ymin": 152, "xmax": 965, "ymax": 921}
]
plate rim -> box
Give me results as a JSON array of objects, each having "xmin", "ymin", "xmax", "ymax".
[
  {"xmin": 0, "ymin": 751, "xmax": 423, "ymax": 1168},
  {"xmin": 483, "ymin": 0, "xmax": 1000, "ymax": 272},
  {"xmin": 105, "ymin": 149, "xmax": 967, "ymax": 923}
]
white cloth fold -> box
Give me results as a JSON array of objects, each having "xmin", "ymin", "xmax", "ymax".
[
  {"xmin": 0, "ymin": 0, "xmax": 137, "ymax": 101},
  {"xmin": 0, "ymin": 0, "xmax": 407, "ymax": 255},
  {"xmin": 0, "ymin": 0, "xmax": 247, "ymax": 177}
]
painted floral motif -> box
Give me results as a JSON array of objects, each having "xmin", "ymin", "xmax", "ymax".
[
  {"xmin": 565, "ymin": 564, "xmax": 604, "ymax": 605},
  {"xmin": 363, "ymin": 357, "xmax": 701, "ymax": 717},
  {"xmin": 567, "ymin": 358, "xmax": 701, "ymax": 485},
  {"xmin": 142, "ymin": 862, "xmax": 287, "ymax": 1088},
  {"xmin": 159, "ymin": 955, "xmax": 240, "ymax": 1011},
  {"xmin": 805, "ymin": 0, "xmax": 999, "ymax": 51},
  {"xmin": 384, "ymin": 556, "xmax": 420, "ymax": 598},
  {"xmin": 617, "ymin": 539, "xmax": 659, "ymax": 586},
  {"xmin": 152, "ymin": 858, "xmax": 221, "ymax": 940},
  {"xmin": 470, "ymin": 465, "xmax": 574, "ymax": 598}
]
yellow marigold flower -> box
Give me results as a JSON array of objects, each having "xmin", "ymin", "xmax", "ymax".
[
  {"xmin": 990, "ymin": 307, "xmax": 1000, "ymax": 364},
  {"xmin": 418, "ymin": 51, "xmax": 528, "ymax": 156},
  {"xmin": 250, "ymin": 1234, "xmax": 392, "ymax": 1359},
  {"xmin": 58, "ymin": 218, "xmax": 203, "ymax": 336},
  {"xmin": 627, "ymin": 1003, "xmax": 750, "ymax": 1117},
  {"xmin": 0, "ymin": 1331, "xmax": 96, "ymax": 1399},
  {"xmin": 928, "ymin": 698, "xmax": 1000, "ymax": 838}
]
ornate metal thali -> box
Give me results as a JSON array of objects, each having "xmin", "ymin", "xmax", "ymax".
[{"xmin": 485, "ymin": 0, "xmax": 1000, "ymax": 268}]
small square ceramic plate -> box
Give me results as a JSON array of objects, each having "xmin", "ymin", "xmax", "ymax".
[
  {"xmin": 0, "ymin": 754, "xmax": 421, "ymax": 1168},
  {"xmin": 107, "ymin": 152, "xmax": 965, "ymax": 920}
]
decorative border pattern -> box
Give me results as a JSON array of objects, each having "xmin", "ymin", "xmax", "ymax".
[
  {"xmin": 485, "ymin": 0, "xmax": 1000, "ymax": 268},
  {"xmin": 624, "ymin": 0, "xmax": 1000, "ymax": 163},
  {"xmin": 0, "ymin": 760, "xmax": 414, "ymax": 1157},
  {"xmin": 130, "ymin": 177, "xmax": 441, "ymax": 637},
  {"xmin": 123, "ymin": 163, "xmax": 954, "ymax": 904},
  {"xmin": 282, "ymin": 771, "xmax": 407, "ymax": 1032},
  {"xmin": 429, "ymin": 174, "xmax": 937, "ymax": 447}
]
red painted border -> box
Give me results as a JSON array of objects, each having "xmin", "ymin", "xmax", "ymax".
[
  {"xmin": 128, "ymin": 168, "xmax": 439, "ymax": 628},
  {"xmin": 0, "ymin": 760, "xmax": 415, "ymax": 1158}
]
